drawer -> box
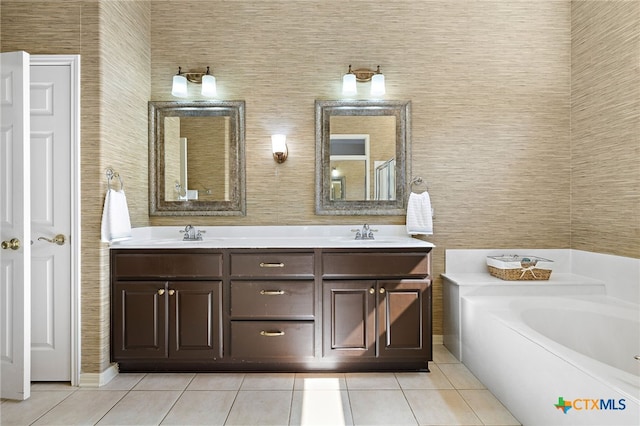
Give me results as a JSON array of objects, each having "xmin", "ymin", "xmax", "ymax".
[
  {"xmin": 231, "ymin": 281, "xmax": 314, "ymax": 319},
  {"xmin": 230, "ymin": 252, "xmax": 314, "ymax": 278},
  {"xmin": 231, "ymin": 321, "xmax": 314, "ymax": 359},
  {"xmin": 113, "ymin": 252, "xmax": 223, "ymax": 279},
  {"xmin": 323, "ymin": 252, "xmax": 429, "ymax": 278}
]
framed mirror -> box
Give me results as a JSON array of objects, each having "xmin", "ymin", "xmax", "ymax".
[
  {"xmin": 149, "ymin": 100, "xmax": 245, "ymax": 215},
  {"xmin": 315, "ymin": 100, "xmax": 411, "ymax": 215}
]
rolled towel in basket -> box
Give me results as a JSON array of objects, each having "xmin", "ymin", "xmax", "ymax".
[
  {"xmin": 101, "ymin": 188, "xmax": 132, "ymax": 242},
  {"xmin": 406, "ymin": 191, "xmax": 433, "ymax": 235}
]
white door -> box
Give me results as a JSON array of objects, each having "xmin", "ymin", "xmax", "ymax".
[
  {"xmin": 29, "ymin": 59, "xmax": 73, "ymax": 381},
  {"xmin": 0, "ymin": 51, "xmax": 32, "ymax": 401}
]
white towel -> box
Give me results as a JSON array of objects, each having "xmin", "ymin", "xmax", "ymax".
[
  {"xmin": 406, "ymin": 191, "xmax": 433, "ymax": 235},
  {"xmin": 101, "ymin": 189, "xmax": 132, "ymax": 242}
]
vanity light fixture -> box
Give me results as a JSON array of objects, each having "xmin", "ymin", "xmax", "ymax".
[
  {"xmin": 171, "ymin": 66, "xmax": 217, "ymax": 98},
  {"xmin": 271, "ymin": 134, "xmax": 288, "ymax": 163},
  {"xmin": 341, "ymin": 65, "xmax": 385, "ymax": 97}
]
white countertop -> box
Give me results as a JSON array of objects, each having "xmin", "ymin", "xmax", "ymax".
[{"xmin": 109, "ymin": 225, "xmax": 435, "ymax": 249}]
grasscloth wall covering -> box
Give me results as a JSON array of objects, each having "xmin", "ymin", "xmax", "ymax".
[
  {"xmin": 2, "ymin": 0, "xmax": 638, "ymax": 377},
  {"xmin": 571, "ymin": 1, "xmax": 640, "ymax": 258}
]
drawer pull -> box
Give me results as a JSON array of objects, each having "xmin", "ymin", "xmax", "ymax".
[
  {"xmin": 260, "ymin": 290, "xmax": 285, "ymax": 296},
  {"xmin": 379, "ymin": 287, "xmax": 386, "ymax": 294},
  {"xmin": 259, "ymin": 262, "xmax": 285, "ymax": 268},
  {"xmin": 369, "ymin": 288, "xmax": 375, "ymax": 294},
  {"xmin": 260, "ymin": 330, "xmax": 285, "ymax": 337},
  {"xmin": 168, "ymin": 289, "xmax": 175, "ymax": 296},
  {"xmin": 157, "ymin": 289, "xmax": 165, "ymax": 296}
]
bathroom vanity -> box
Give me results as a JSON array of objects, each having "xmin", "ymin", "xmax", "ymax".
[{"xmin": 110, "ymin": 226, "xmax": 433, "ymax": 372}]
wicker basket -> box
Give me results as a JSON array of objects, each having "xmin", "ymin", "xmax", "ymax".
[{"xmin": 486, "ymin": 255, "xmax": 554, "ymax": 281}]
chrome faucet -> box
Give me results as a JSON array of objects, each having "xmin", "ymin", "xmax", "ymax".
[
  {"xmin": 351, "ymin": 224, "xmax": 377, "ymax": 240},
  {"xmin": 181, "ymin": 224, "xmax": 204, "ymax": 241}
]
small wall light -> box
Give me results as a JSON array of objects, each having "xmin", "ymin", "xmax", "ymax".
[
  {"xmin": 271, "ymin": 134, "xmax": 288, "ymax": 163},
  {"xmin": 341, "ymin": 65, "xmax": 386, "ymax": 97},
  {"xmin": 171, "ymin": 66, "xmax": 217, "ymax": 98}
]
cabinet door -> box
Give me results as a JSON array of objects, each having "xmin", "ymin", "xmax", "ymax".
[
  {"xmin": 112, "ymin": 281, "xmax": 167, "ymax": 360},
  {"xmin": 377, "ymin": 279, "xmax": 431, "ymax": 358},
  {"xmin": 169, "ymin": 281, "xmax": 223, "ymax": 360},
  {"xmin": 322, "ymin": 280, "xmax": 376, "ymax": 358}
]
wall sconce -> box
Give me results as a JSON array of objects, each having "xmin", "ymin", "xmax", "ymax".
[
  {"xmin": 342, "ymin": 65, "xmax": 385, "ymax": 97},
  {"xmin": 171, "ymin": 66, "xmax": 217, "ymax": 97},
  {"xmin": 271, "ymin": 134, "xmax": 288, "ymax": 163}
]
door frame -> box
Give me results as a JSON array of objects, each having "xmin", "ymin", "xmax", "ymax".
[{"xmin": 31, "ymin": 55, "xmax": 81, "ymax": 386}]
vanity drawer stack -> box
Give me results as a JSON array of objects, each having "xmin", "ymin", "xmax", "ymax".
[{"xmin": 229, "ymin": 251, "xmax": 316, "ymax": 362}]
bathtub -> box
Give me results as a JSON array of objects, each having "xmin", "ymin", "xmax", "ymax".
[{"xmin": 461, "ymin": 295, "xmax": 640, "ymax": 426}]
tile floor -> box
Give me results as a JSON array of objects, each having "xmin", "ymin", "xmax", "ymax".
[{"xmin": 0, "ymin": 345, "xmax": 521, "ymax": 425}]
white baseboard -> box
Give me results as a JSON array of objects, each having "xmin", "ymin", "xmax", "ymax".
[
  {"xmin": 433, "ymin": 334, "xmax": 444, "ymax": 345},
  {"xmin": 78, "ymin": 363, "xmax": 119, "ymax": 387}
]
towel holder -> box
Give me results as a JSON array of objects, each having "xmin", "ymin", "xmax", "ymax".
[
  {"xmin": 106, "ymin": 168, "xmax": 124, "ymax": 191},
  {"xmin": 409, "ymin": 176, "xmax": 427, "ymax": 193}
]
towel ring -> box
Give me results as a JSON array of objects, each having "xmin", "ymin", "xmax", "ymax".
[
  {"xmin": 410, "ymin": 176, "xmax": 427, "ymax": 193},
  {"xmin": 106, "ymin": 168, "xmax": 124, "ymax": 191}
]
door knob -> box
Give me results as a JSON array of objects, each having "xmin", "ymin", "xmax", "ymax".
[
  {"xmin": 38, "ymin": 234, "xmax": 66, "ymax": 245},
  {"xmin": 1, "ymin": 238, "xmax": 21, "ymax": 250}
]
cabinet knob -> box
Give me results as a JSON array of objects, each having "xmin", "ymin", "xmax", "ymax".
[
  {"xmin": 369, "ymin": 287, "xmax": 375, "ymax": 294},
  {"xmin": 379, "ymin": 287, "xmax": 386, "ymax": 294},
  {"xmin": 168, "ymin": 289, "xmax": 175, "ymax": 296},
  {"xmin": 157, "ymin": 289, "xmax": 165, "ymax": 296}
]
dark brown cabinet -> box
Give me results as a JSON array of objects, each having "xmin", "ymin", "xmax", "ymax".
[
  {"xmin": 111, "ymin": 250, "xmax": 223, "ymax": 368},
  {"xmin": 323, "ymin": 280, "xmax": 431, "ymax": 364},
  {"xmin": 112, "ymin": 281, "xmax": 222, "ymax": 361},
  {"xmin": 111, "ymin": 247, "xmax": 431, "ymax": 372}
]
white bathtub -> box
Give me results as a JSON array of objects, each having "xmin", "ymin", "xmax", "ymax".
[{"xmin": 461, "ymin": 295, "xmax": 640, "ymax": 426}]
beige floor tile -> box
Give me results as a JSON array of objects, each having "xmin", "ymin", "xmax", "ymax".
[
  {"xmin": 225, "ymin": 390, "xmax": 292, "ymax": 426},
  {"xmin": 438, "ymin": 363, "xmax": 485, "ymax": 390},
  {"xmin": 294, "ymin": 373, "xmax": 347, "ymax": 390},
  {"xmin": 240, "ymin": 372, "xmax": 295, "ymax": 390},
  {"xmin": 404, "ymin": 389, "xmax": 482, "ymax": 425},
  {"xmin": 433, "ymin": 344, "xmax": 460, "ymax": 364},
  {"xmin": 187, "ymin": 373, "xmax": 245, "ymax": 390},
  {"xmin": 459, "ymin": 389, "xmax": 521, "ymax": 425},
  {"xmin": 345, "ymin": 372, "xmax": 400, "ymax": 390},
  {"xmin": 32, "ymin": 390, "xmax": 126, "ymax": 425},
  {"xmin": 290, "ymin": 390, "xmax": 353, "ymax": 426},
  {"xmin": 0, "ymin": 391, "xmax": 74, "ymax": 425},
  {"xmin": 92, "ymin": 373, "xmax": 145, "ymax": 391},
  {"xmin": 96, "ymin": 390, "xmax": 181, "ymax": 425},
  {"xmin": 349, "ymin": 390, "xmax": 417, "ymax": 425},
  {"xmin": 161, "ymin": 390, "xmax": 237, "ymax": 425},
  {"xmin": 132, "ymin": 373, "xmax": 195, "ymax": 390},
  {"xmin": 395, "ymin": 365, "xmax": 454, "ymax": 390}
]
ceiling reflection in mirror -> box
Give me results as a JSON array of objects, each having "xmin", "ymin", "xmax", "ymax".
[
  {"xmin": 149, "ymin": 101, "xmax": 245, "ymax": 216},
  {"xmin": 316, "ymin": 100, "xmax": 411, "ymax": 215}
]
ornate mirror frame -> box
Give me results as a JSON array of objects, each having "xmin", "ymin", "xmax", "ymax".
[
  {"xmin": 149, "ymin": 100, "xmax": 246, "ymax": 216},
  {"xmin": 315, "ymin": 99, "xmax": 411, "ymax": 215}
]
